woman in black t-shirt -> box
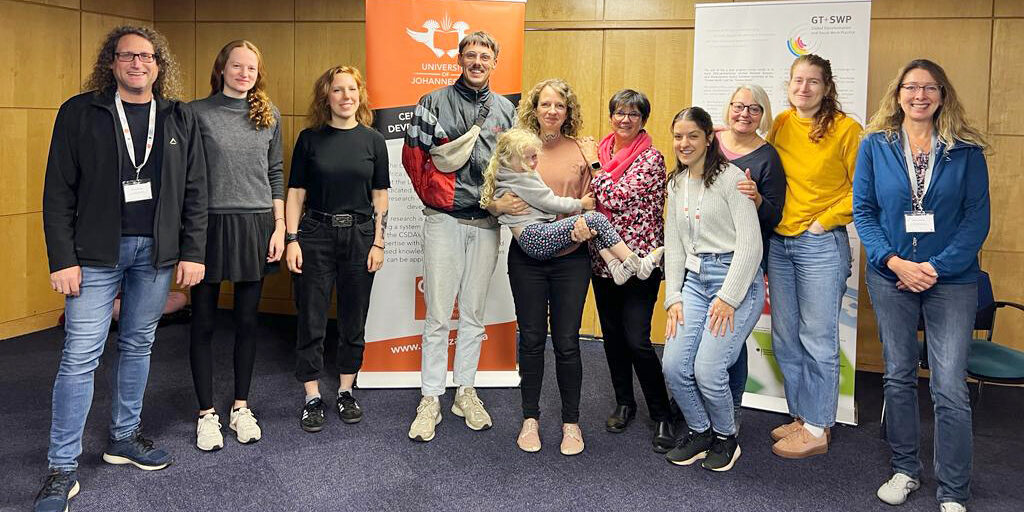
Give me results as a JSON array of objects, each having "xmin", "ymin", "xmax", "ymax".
[{"xmin": 284, "ymin": 66, "xmax": 390, "ymax": 433}]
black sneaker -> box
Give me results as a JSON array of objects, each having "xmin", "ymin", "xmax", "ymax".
[
  {"xmin": 33, "ymin": 469, "xmax": 79, "ymax": 512},
  {"xmin": 102, "ymin": 431, "xmax": 173, "ymax": 470},
  {"xmin": 702, "ymin": 433, "xmax": 741, "ymax": 472},
  {"xmin": 337, "ymin": 391, "xmax": 363, "ymax": 424},
  {"xmin": 301, "ymin": 397, "xmax": 326, "ymax": 433},
  {"xmin": 665, "ymin": 428, "xmax": 714, "ymax": 466}
]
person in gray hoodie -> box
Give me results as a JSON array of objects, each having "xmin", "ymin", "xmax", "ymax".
[{"xmin": 480, "ymin": 128, "xmax": 663, "ymax": 285}]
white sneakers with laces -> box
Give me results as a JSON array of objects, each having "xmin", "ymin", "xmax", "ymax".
[
  {"xmin": 196, "ymin": 413, "xmax": 223, "ymax": 452},
  {"xmin": 409, "ymin": 396, "xmax": 442, "ymax": 442},
  {"xmin": 452, "ymin": 386, "xmax": 493, "ymax": 431},
  {"xmin": 230, "ymin": 407, "xmax": 262, "ymax": 444},
  {"xmin": 876, "ymin": 472, "xmax": 920, "ymax": 505}
]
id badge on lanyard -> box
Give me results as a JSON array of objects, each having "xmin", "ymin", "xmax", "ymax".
[
  {"xmin": 683, "ymin": 172, "xmax": 706, "ymax": 274},
  {"xmin": 115, "ymin": 93, "xmax": 155, "ymax": 203},
  {"xmin": 903, "ymin": 133, "xmax": 935, "ymax": 233},
  {"xmin": 904, "ymin": 211, "xmax": 935, "ymax": 233}
]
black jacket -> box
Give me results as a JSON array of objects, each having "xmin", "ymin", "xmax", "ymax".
[{"xmin": 43, "ymin": 90, "xmax": 208, "ymax": 273}]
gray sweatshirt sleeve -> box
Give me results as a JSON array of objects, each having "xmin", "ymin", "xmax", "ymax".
[
  {"xmin": 267, "ymin": 109, "xmax": 284, "ymax": 200},
  {"xmin": 715, "ymin": 168, "xmax": 763, "ymax": 308},
  {"xmin": 663, "ymin": 180, "xmax": 686, "ymax": 310},
  {"xmin": 509, "ymin": 171, "xmax": 582, "ymax": 215}
]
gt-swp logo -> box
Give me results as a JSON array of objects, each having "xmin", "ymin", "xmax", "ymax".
[{"xmin": 406, "ymin": 12, "xmax": 469, "ymax": 58}]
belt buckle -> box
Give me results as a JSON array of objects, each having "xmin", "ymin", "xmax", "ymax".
[{"xmin": 331, "ymin": 214, "xmax": 353, "ymax": 227}]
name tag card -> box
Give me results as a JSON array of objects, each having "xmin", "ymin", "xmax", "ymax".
[
  {"xmin": 685, "ymin": 253, "xmax": 702, "ymax": 274},
  {"xmin": 123, "ymin": 179, "xmax": 153, "ymax": 203},
  {"xmin": 904, "ymin": 211, "xmax": 935, "ymax": 233}
]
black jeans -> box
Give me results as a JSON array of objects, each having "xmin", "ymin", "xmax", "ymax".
[
  {"xmin": 293, "ymin": 215, "xmax": 375, "ymax": 382},
  {"xmin": 508, "ymin": 241, "xmax": 590, "ymax": 423},
  {"xmin": 592, "ymin": 271, "xmax": 671, "ymax": 422},
  {"xmin": 189, "ymin": 280, "xmax": 263, "ymax": 410}
]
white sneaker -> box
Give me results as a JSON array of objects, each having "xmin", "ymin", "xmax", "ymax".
[
  {"xmin": 452, "ymin": 387, "xmax": 493, "ymax": 430},
  {"xmin": 196, "ymin": 413, "xmax": 224, "ymax": 451},
  {"xmin": 409, "ymin": 396, "xmax": 442, "ymax": 442},
  {"xmin": 940, "ymin": 502, "xmax": 966, "ymax": 512},
  {"xmin": 229, "ymin": 407, "xmax": 262, "ymax": 444},
  {"xmin": 876, "ymin": 472, "xmax": 920, "ymax": 505}
]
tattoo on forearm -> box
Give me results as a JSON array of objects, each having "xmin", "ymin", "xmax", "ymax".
[{"xmin": 375, "ymin": 210, "xmax": 389, "ymax": 240}]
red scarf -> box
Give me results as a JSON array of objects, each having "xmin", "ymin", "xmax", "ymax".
[
  {"xmin": 596, "ymin": 130, "xmax": 652, "ymax": 218},
  {"xmin": 598, "ymin": 130, "xmax": 653, "ymax": 183}
]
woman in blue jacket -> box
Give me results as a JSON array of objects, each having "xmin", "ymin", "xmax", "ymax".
[{"xmin": 853, "ymin": 59, "xmax": 989, "ymax": 512}]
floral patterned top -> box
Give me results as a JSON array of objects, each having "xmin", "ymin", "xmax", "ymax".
[{"xmin": 589, "ymin": 146, "xmax": 667, "ymax": 278}]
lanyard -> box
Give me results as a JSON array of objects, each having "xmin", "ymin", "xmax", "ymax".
[
  {"xmin": 682, "ymin": 170, "xmax": 707, "ymax": 254},
  {"xmin": 114, "ymin": 92, "xmax": 156, "ymax": 181},
  {"xmin": 901, "ymin": 131, "xmax": 936, "ymax": 213}
]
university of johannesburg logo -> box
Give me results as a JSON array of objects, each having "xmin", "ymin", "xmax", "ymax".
[
  {"xmin": 407, "ymin": 13, "xmax": 469, "ymax": 58},
  {"xmin": 786, "ymin": 25, "xmax": 820, "ymax": 57}
]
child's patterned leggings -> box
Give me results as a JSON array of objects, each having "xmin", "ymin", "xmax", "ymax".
[{"xmin": 517, "ymin": 211, "xmax": 622, "ymax": 261}]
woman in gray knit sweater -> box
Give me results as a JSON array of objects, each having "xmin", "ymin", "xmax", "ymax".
[
  {"xmin": 661, "ymin": 107, "xmax": 764, "ymax": 473},
  {"xmin": 479, "ymin": 128, "xmax": 662, "ymax": 286},
  {"xmin": 188, "ymin": 40, "xmax": 285, "ymax": 451}
]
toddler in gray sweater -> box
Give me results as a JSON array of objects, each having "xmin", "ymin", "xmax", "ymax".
[{"xmin": 480, "ymin": 129, "xmax": 662, "ymax": 284}]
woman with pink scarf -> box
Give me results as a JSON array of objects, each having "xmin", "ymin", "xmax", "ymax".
[{"xmin": 588, "ymin": 89, "xmax": 674, "ymax": 453}]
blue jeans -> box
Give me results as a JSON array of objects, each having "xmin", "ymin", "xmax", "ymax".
[
  {"xmin": 48, "ymin": 237, "xmax": 174, "ymax": 470},
  {"xmin": 767, "ymin": 228, "xmax": 851, "ymax": 429},
  {"xmin": 866, "ymin": 266, "xmax": 975, "ymax": 504},
  {"xmin": 663, "ymin": 253, "xmax": 765, "ymax": 436}
]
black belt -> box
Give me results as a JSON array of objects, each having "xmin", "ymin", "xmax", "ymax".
[{"xmin": 306, "ymin": 210, "xmax": 371, "ymax": 227}]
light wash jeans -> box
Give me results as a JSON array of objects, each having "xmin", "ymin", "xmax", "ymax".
[
  {"xmin": 420, "ymin": 213, "xmax": 500, "ymax": 396},
  {"xmin": 48, "ymin": 237, "xmax": 174, "ymax": 470},
  {"xmin": 663, "ymin": 253, "xmax": 765, "ymax": 436},
  {"xmin": 766, "ymin": 228, "xmax": 851, "ymax": 429},
  {"xmin": 866, "ymin": 266, "xmax": 975, "ymax": 504}
]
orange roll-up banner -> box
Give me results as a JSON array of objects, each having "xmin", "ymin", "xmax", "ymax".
[{"xmin": 358, "ymin": 0, "xmax": 525, "ymax": 388}]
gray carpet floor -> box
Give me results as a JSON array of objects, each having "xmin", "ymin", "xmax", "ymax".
[{"xmin": 1, "ymin": 312, "xmax": 1021, "ymax": 511}]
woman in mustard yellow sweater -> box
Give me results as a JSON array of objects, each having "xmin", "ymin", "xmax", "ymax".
[{"xmin": 765, "ymin": 54, "xmax": 861, "ymax": 459}]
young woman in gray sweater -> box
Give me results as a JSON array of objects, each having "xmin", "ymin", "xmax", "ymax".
[
  {"xmin": 479, "ymin": 128, "xmax": 662, "ymax": 286},
  {"xmin": 661, "ymin": 107, "xmax": 764, "ymax": 473},
  {"xmin": 188, "ymin": 40, "xmax": 284, "ymax": 451}
]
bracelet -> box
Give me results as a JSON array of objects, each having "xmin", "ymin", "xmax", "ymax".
[{"xmin": 373, "ymin": 244, "xmax": 385, "ymax": 250}]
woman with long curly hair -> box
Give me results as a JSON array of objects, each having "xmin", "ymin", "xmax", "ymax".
[
  {"xmin": 855, "ymin": 59, "xmax": 988, "ymax": 512},
  {"xmin": 766, "ymin": 54, "xmax": 862, "ymax": 459},
  {"xmin": 487, "ymin": 78, "xmax": 597, "ymax": 455},
  {"xmin": 285, "ymin": 66, "xmax": 389, "ymax": 433},
  {"xmin": 661, "ymin": 106, "xmax": 763, "ymax": 472},
  {"xmin": 187, "ymin": 40, "xmax": 284, "ymax": 451}
]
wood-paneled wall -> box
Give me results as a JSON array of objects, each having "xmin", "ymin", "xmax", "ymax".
[{"xmin": 2, "ymin": 0, "xmax": 1021, "ymax": 374}]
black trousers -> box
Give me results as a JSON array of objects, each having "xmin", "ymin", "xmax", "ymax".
[
  {"xmin": 189, "ymin": 280, "xmax": 263, "ymax": 411},
  {"xmin": 293, "ymin": 216, "xmax": 376, "ymax": 382},
  {"xmin": 508, "ymin": 241, "xmax": 591, "ymax": 423},
  {"xmin": 592, "ymin": 270, "xmax": 671, "ymax": 422}
]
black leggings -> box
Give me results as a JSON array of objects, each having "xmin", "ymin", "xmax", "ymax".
[
  {"xmin": 508, "ymin": 241, "xmax": 590, "ymax": 423},
  {"xmin": 189, "ymin": 280, "xmax": 264, "ymax": 411}
]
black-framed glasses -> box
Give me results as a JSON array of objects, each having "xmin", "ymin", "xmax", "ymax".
[
  {"xmin": 612, "ymin": 111, "xmax": 642, "ymax": 121},
  {"xmin": 900, "ymin": 83, "xmax": 942, "ymax": 95},
  {"xmin": 114, "ymin": 51, "xmax": 156, "ymax": 63},
  {"xmin": 729, "ymin": 102, "xmax": 764, "ymax": 115}
]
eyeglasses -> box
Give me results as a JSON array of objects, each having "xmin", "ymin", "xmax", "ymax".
[
  {"xmin": 461, "ymin": 51, "xmax": 494, "ymax": 63},
  {"xmin": 114, "ymin": 51, "xmax": 156, "ymax": 63},
  {"xmin": 729, "ymin": 102, "xmax": 764, "ymax": 115},
  {"xmin": 900, "ymin": 83, "xmax": 942, "ymax": 95},
  {"xmin": 612, "ymin": 111, "xmax": 642, "ymax": 121}
]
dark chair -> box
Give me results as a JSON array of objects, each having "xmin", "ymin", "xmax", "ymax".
[{"xmin": 964, "ymin": 272, "xmax": 1024, "ymax": 402}]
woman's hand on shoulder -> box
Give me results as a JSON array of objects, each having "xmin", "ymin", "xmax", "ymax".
[
  {"xmin": 578, "ymin": 136, "xmax": 599, "ymax": 166},
  {"xmin": 736, "ymin": 168, "xmax": 762, "ymax": 207}
]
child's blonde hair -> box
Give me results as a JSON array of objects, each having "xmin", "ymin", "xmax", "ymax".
[{"xmin": 479, "ymin": 128, "xmax": 542, "ymax": 209}]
